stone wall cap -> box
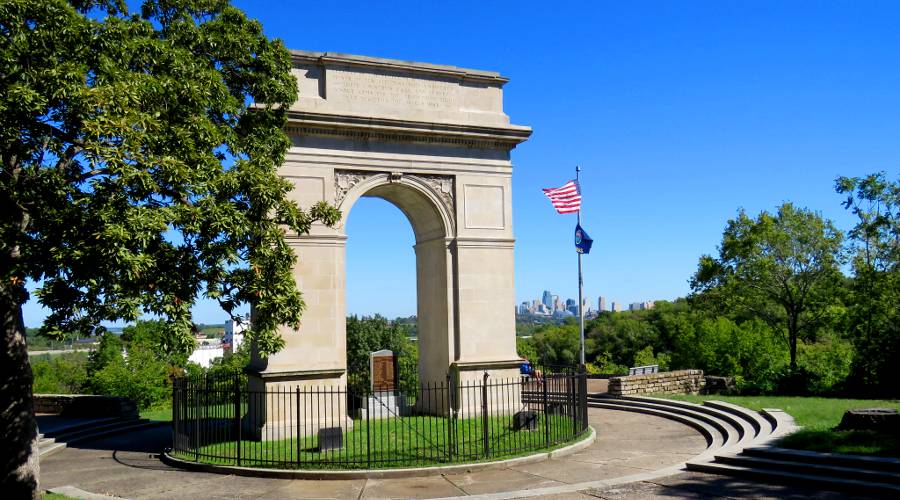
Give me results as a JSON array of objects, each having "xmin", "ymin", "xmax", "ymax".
[{"xmin": 290, "ymin": 50, "xmax": 508, "ymax": 84}]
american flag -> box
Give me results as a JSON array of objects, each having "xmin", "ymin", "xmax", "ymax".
[{"xmin": 542, "ymin": 180, "xmax": 581, "ymax": 214}]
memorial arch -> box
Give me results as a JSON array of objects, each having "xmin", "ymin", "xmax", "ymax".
[{"xmin": 249, "ymin": 51, "xmax": 532, "ymax": 406}]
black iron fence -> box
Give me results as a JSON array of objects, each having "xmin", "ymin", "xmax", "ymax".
[{"xmin": 171, "ymin": 371, "xmax": 588, "ymax": 470}]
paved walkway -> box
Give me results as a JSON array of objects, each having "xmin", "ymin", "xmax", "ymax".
[{"xmin": 40, "ymin": 408, "xmax": 862, "ymax": 499}]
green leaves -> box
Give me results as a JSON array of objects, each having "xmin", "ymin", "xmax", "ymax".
[
  {"xmin": 690, "ymin": 203, "xmax": 845, "ymax": 370},
  {"xmin": 1, "ymin": 1, "xmax": 337, "ymax": 357}
]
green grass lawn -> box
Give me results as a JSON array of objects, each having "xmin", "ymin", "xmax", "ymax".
[
  {"xmin": 140, "ymin": 405, "xmax": 173, "ymax": 422},
  {"xmin": 142, "ymin": 401, "xmax": 241, "ymax": 422},
  {"xmin": 178, "ymin": 413, "xmax": 587, "ymax": 469},
  {"xmin": 44, "ymin": 493, "xmax": 78, "ymax": 500},
  {"xmin": 661, "ymin": 394, "xmax": 900, "ymax": 457}
]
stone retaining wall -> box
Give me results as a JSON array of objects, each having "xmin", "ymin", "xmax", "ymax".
[
  {"xmin": 34, "ymin": 394, "xmax": 138, "ymax": 419},
  {"xmin": 608, "ymin": 369, "xmax": 705, "ymax": 396}
]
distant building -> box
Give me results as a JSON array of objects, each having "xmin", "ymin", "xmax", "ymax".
[
  {"xmin": 518, "ymin": 301, "xmax": 532, "ymax": 315},
  {"xmin": 224, "ymin": 316, "xmax": 249, "ymax": 354},
  {"xmin": 582, "ymin": 297, "xmax": 592, "ymax": 314},
  {"xmin": 629, "ymin": 302, "xmax": 642, "ymax": 311},
  {"xmin": 598, "ymin": 296, "xmax": 606, "ymax": 312},
  {"xmin": 611, "ymin": 302, "xmax": 622, "ymax": 312},
  {"xmin": 542, "ymin": 290, "xmax": 553, "ymax": 309},
  {"xmin": 188, "ymin": 342, "xmax": 224, "ymax": 368},
  {"xmin": 553, "ymin": 296, "xmax": 564, "ymax": 312}
]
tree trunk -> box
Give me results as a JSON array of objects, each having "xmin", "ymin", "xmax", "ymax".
[
  {"xmin": 0, "ymin": 281, "xmax": 40, "ymax": 499},
  {"xmin": 788, "ymin": 319, "xmax": 798, "ymax": 373}
]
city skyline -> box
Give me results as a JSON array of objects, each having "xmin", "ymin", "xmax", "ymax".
[{"xmin": 517, "ymin": 290, "xmax": 656, "ymax": 318}]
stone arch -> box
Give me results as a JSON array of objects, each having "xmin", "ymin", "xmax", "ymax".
[
  {"xmin": 338, "ymin": 172, "xmax": 456, "ymax": 387},
  {"xmin": 247, "ymin": 50, "xmax": 532, "ymax": 435},
  {"xmin": 336, "ymin": 171, "xmax": 455, "ymax": 243}
]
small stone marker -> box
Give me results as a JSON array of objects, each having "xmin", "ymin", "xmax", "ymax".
[
  {"xmin": 318, "ymin": 427, "xmax": 343, "ymax": 451},
  {"xmin": 371, "ymin": 349, "xmax": 398, "ymax": 393}
]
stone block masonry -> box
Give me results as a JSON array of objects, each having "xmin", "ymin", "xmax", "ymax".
[{"xmin": 608, "ymin": 370, "xmax": 705, "ymax": 396}]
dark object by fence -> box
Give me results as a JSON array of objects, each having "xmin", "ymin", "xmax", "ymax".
[
  {"xmin": 513, "ymin": 411, "xmax": 537, "ymax": 431},
  {"xmin": 171, "ymin": 371, "xmax": 588, "ymax": 470},
  {"xmin": 838, "ymin": 408, "xmax": 900, "ymax": 434},
  {"xmin": 318, "ymin": 427, "xmax": 343, "ymax": 451}
]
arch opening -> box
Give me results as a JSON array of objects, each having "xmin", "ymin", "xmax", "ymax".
[{"xmin": 342, "ymin": 178, "xmax": 455, "ymax": 394}]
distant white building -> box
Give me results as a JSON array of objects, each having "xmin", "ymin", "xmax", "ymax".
[
  {"xmin": 224, "ymin": 316, "xmax": 250, "ymax": 354},
  {"xmin": 188, "ymin": 341, "xmax": 224, "ymax": 368}
]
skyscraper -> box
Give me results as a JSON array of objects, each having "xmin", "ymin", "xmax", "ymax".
[
  {"xmin": 542, "ymin": 290, "xmax": 553, "ymax": 309},
  {"xmin": 598, "ymin": 296, "xmax": 606, "ymax": 312},
  {"xmin": 611, "ymin": 302, "xmax": 622, "ymax": 312}
]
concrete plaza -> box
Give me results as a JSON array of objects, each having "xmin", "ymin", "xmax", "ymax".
[{"xmin": 40, "ymin": 408, "xmax": 865, "ymax": 499}]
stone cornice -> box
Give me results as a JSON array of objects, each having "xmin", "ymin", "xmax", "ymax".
[
  {"xmin": 285, "ymin": 111, "xmax": 532, "ymax": 151},
  {"xmin": 290, "ymin": 50, "xmax": 509, "ymax": 84}
]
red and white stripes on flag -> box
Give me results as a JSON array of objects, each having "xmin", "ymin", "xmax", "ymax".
[{"xmin": 542, "ymin": 180, "xmax": 581, "ymax": 214}]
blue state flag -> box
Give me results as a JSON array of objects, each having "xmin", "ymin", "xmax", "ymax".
[{"xmin": 575, "ymin": 224, "xmax": 593, "ymax": 254}]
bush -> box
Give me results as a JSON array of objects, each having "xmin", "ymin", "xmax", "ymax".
[
  {"xmin": 798, "ymin": 338, "xmax": 854, "ymax": 394},
  {"xmin": 89, "ymin": 343, "xmax": 171, "ymax": 409},
  {"xmin": 31, "ymin": 352, "xmax": 89, "ymax": 394},
  {"xmin": 632, "ymin": 346, "xmax": 670, "ymax": 371}
]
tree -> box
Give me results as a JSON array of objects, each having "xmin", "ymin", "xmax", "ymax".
[
  {"xmin": 836, "ymin": 172, "xmax": 900, "ymax": 395},
  {"xmin": 690, "ymin": 203, "xmax": 843, "ymax": 372},
  {"xmin": 345, "ymin": 315, "xmax": 417, "ymax": 394},
  {"xmin": 0, "ymin": 1, "xmax": 339, "ymax": 495}
]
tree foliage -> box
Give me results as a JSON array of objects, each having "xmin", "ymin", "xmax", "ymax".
[
  {"xmin": 1, "ymin": 0, "xmax": 340, "ymax": 354},
  {"xmin": 690, "ymin": 203, "xmax": 844, "ymax": 370},
  {"xmin": 836, "ymin": 172, "xmax": 900, "ymax": 396},
  {"xmin": 345, "ymin": 315, "xmax": 417, "ymax": 394},
  {"xmin": 0, "ymin": 1, "xmax": 339, "ymax": 494}
]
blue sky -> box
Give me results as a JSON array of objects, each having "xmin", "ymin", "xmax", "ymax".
[{"xmin": 22, "ymin": 1, "xmax": 900, "ymax": 325}]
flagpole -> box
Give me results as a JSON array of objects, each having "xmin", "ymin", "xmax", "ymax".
[{"xmin": 576, "ymin": 166, "xmax": 585, "ymax": 368}]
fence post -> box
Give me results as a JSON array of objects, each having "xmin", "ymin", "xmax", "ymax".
[
  {"xmin": 234, "ymin": 376, "xmax": 241, "ymax": 466},
  {"xmin": 366, "ymin": 387, "xmax": 371, "ymax": 468},
  {"xmin": 579, "ymin": 369, "xmax": 588, "ymax": 433},
  {"xmin": 481, "ymin": 371, "xmax": 489, "ymax": 458},
  {"xmin": 194, "ymin": 378, "xmax": 201, "ymax": 460},
  {"xmin": 296, "ymin": 387, "xmax": 301, "ymax": 467},
  {"xmin": 445, "ymin": 374, "xmax": 453, "ymax": 462},
  {"xmin": 171, "ymin": 377, "xmax": 177, "ymax": 453},
  {"xmin": 542, "ymin": 373, "xmax": 550, "ymax": 446}
]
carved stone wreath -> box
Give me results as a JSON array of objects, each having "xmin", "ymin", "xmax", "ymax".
[{"xmin": 334, "ymin": 169, "xmax": 455, "ymax": 230}]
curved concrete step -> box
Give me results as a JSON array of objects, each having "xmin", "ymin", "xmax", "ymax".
[
  {"xmin": 744, "ymin": 447, "xmax": 900, "ymax": 473},
  {"xmin": 39, "ymin": 418, "xmax": 166, "ymax": 459},
  {"xmin": 611, "ymin": 396, "xmax": 758, "ymax": 441},
  {"xmin": 589, "ymin": 396, "xmax": 753, "ymax": 450},
  {"xmin": 703, "ymin": 400, "xmax": 772, "ymax": 439},
  {"xmin": 714, "ymin": 454, "xmax": 900, "ymax": 485},
  {"xmin": 66, "ymin": 419, "xmax": 164, "ymax": 445},
  {"xmin": 51, "ymin": 417, "xmax": 137, "ymax": 442},
  {"xmin": 588, "ymin": 401, "xmax": 722, "ymax": 449},
  {"xmin": 761, "ymin": 408, "xmax": 798, "ymax": 438},
  {"xmin": 40, "ymin": 416, "xmax": 122, "ymax": 438},
  {"xmin": 588, "ymin": 394, "xmax": 799, "ymax": 468},
  {"xmin": 686, "ymin": 461, "xmax": 900, "ymax": 496}
]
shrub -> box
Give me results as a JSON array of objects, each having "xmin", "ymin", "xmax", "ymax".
[
  {"xmin": 31, "ymin": 352, "xmax": 89, "ymax": 394},
  {"xmin": 89, "ymin": 343, "xmax": 171, "ymax": 409}
]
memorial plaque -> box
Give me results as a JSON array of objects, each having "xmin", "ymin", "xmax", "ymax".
[{"xmin": 371, "ymin": 349, "xmax": 397, "ymax": 393}]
